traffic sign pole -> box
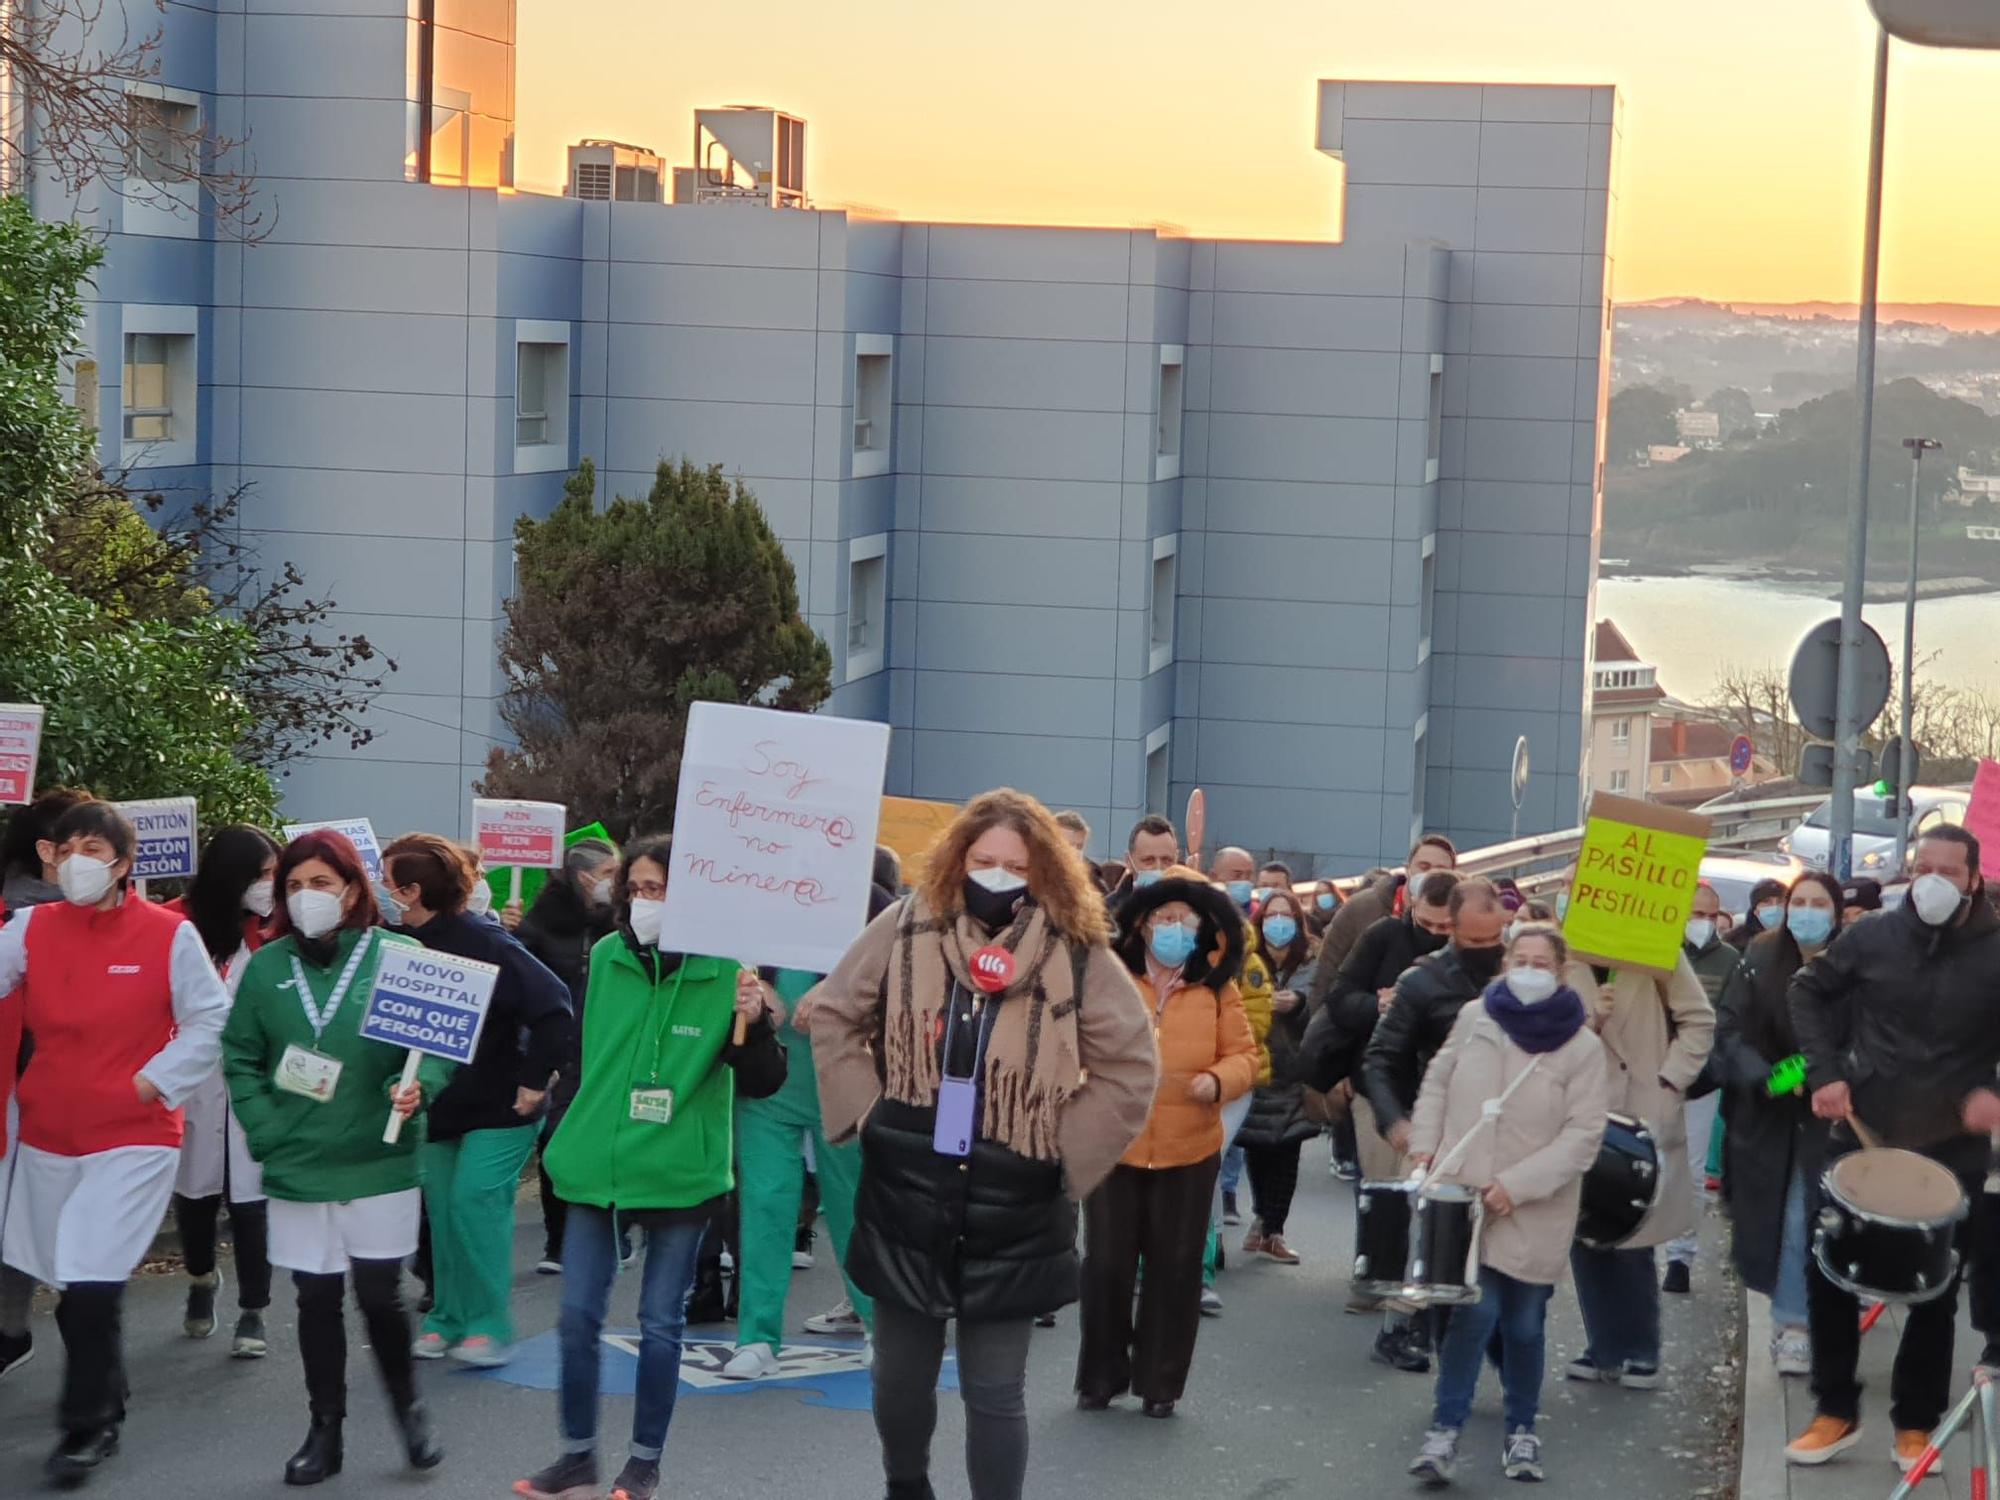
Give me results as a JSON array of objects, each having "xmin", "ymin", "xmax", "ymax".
[{"xmin": 1831, "ymin": 27, "xmax": 1892, "ymax": 883}]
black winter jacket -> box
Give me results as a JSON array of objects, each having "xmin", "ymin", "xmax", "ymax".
[
  {"xmin": 1302, "ymin": 914, "xmax": 1439, "ymax": 1095},
  {"xmin": 407, "ymin": 910, "xmax": 575, "ymax": 1142},
  {"xmin": 1361, "ymin": 943, "xmax": 1493, "ymax": 1134},
  {"xmin": 515, "ymin": 877, "xmax": 614, "ymax": 1112},
  {"xmin": 1789, "ymin": 894, "xmax": 2000, "ymax": 1151}
]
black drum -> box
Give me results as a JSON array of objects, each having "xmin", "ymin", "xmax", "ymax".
[
  {"xmin": 1575, "ymin": 1113, "xmax": 1661, "ymax": 1250},
  {"xmin": 1407, "ymin": 1185, "xmax": 1482, "ymax": 1306},
  {"xmin": 1814, "ymin": 1148, "xmax": 1966, "ymax": 1305},
  {"xmin": 1353, "ymin": 1179, "xmax": 1416, "ymax": 1297}
]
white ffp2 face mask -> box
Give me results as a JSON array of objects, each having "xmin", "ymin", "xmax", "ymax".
[
  {"xmin": 968, "ymin": 867, "xmax": 1028, "ymax": 895},
  {"xmin": 243, "ymin": 879, "xmax": 276, "ymax": 918},
  {"xmin": 1910, "ymin": 873, "xmax": 1966, "ymax": 928},
  {"xmin": 287, "ymin": 887, "xmax": 346, "ymax": 939},
  {"xmin": 467, "ymin": 882, "xmax": 493, "ymax": 916},
  {"xmin": 1505, "ymin": 966, "xmax": 1560, "ymax": 1005},
  {"xmin": 1684, "ymin": 918, "xmax": 1715, "ymax": 951},
  {"xmin": 58, "ymin": 854, "xmax": 116, "ymax": 907},
  {"xmin": 628, "ymin": 897, "xmax": 666, "ymax": 947}
]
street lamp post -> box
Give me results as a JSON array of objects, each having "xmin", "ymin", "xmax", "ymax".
[{"xmin": 1893, "ymin": 434, "xmax": 1941, "ymax": 870}]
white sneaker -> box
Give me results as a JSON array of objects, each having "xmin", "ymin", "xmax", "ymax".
[
  {"xmin": 1772, "ymin": 1328, "xmax": 1812, "ymax": 1377},
  {"xmin": 721, "ymin": 1342, "xmax": 780, "ymax": 1380},
  {"xmin": 719, "ymin": 1248, "xmax": 735, "ymax": 1273},
  {"xmin": 1199, "ymin": 1286, "xmax": 1223, "ymax": 1317},
  {"xmin": 804, "ymin": 1298, "xmax": 864, "ymax": 1335}
]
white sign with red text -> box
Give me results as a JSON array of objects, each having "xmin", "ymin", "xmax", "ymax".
[
  {"xmin": 0, "ymin": 703, "xmax": 44, "ymax": 805},
  {"xmin": 471, "ymin": 799, "xmax": 567, "ymax": 871},
  {"xmin": 657, "ymin": 703, "xmax": 891, "ymax": 974}
]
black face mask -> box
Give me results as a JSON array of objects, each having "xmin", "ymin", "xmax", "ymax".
[
  {"xmin": 1456, "ymin": 943, "xmax": 1505, "ymax": 984},
  {"xmin": 963, "ymin": 875, "xmax": 1027, "ymax": 931},
  {"xmin": 1410, "ymin": 921, "xmax": 1450, "ymax": 957}
]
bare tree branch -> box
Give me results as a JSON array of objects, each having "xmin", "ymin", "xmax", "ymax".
[{"xmin": 2, "ymin": 0, "xmax": 266, "ymax": 239}]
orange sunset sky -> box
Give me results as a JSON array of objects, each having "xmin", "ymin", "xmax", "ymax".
[{"xmin": 514, "ymin": 0, "xmax": 2000, "ymax": 308}]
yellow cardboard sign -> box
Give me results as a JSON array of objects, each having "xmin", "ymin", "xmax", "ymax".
[{"xmin": 1565, "ymin": 793, "xmax": 1712, "ymax": 973}]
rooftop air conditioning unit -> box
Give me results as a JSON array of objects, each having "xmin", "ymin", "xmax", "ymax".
[
  {"xmin": 673, "ymin": 107, "xmax": 806, "ymax": 208},
  {"xmin": 566, "ymin": 140, "xmax": 665, "ymax": 203}
]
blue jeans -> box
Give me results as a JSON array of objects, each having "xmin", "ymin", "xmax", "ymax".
[
  {"xmin": 1433, "ymin": 1268, "xmax": 1553, "ymax": 1432},
  {"xmin": 1220, "ymin": 1144, "xmax": 1245, "ymax": 1196},
  {"xmin": 1772, "ymin": 1167, "xmax": 1810, "ymax": 1329},
  {"xmin": 557, "ymin": 1206, "xmax": 707, "ymax": 1460},
  {"xmin": 1570, "ymin": 1243, "xmax": 1660, "ymax": 1369}
]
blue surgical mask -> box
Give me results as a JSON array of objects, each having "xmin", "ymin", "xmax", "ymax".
[
  {"xmin": 1787, "ymin": 907, "xmax": 1835, "ymax": 947},
  {"xmin": 1149, "ymin": 922, "xmax": 1198, "ymax": 968},
  {"xmin": 1756, "ymin": 903, "xmax": 1785, "ymax": 931},
  {"xmin": 1317, "ymin": 893, "xmax": 1336, "ymax": 912},
  {"xmin": 1226, "ymin": 880, "xmax": 1253, "ymax": 907},
  {"xmin": 1135, "ymin": 870, "xmax": 1164, "ymax": 888},
  {"xmin": 1554, "ymin": 891, "xmax": 1570, "ymax": 922},
  {"xmin": 1262, "ymin": 915, "xmax": 1298, "ymax": 949}
]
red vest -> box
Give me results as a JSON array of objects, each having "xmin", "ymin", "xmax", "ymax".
[{"xmin": 18, "ymin": 898, "xmax": 189, "ymax": 1156}]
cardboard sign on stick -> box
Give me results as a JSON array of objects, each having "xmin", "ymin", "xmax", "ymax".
[
  {"xmin": 1965, "ymin": 760, "xmax": 2000, "ymax": 860},
  {"xmin": 360, "ymin": 943, "xmax": 500, "ymax": 1144},
  {"xmin": 0, "ymin": 704, "xmax": 44, "ymax": 805},
  {"xmin": 283, "ymin": 818, "xmax": 384, "ymax": 881},
  {"xmin": 116, "ymin": 797, "xmax": 199, "ymax": 881},
  {"xmin": 1562, "ymin": 793, "xmax": 1712, "ymax": 975},
  {"xmin": 657, "ymin": 703, "xmax": 891, "ymax": 974},
  {"xmin": 471, "ymin": 799, "xmax": 567, "ymax": 871}
]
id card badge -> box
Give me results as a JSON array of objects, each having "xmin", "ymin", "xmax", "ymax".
[
  {"xmin": 629, "ymin": 1088, "xmax": 675, "ymax": 1126},
  {"xmin": 274, "ymin": 1044, "xmax": 343, "ymax": 1104},
  {"xmin": 933, "ymin": 1076, "xmax": 976, "ymax": 1157}
]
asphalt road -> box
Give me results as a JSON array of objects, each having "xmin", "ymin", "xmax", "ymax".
[{"xmin": 0, "ymin": 1142, "xmax": 1741, "ymax": 1498}]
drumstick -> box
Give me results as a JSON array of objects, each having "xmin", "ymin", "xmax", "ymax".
[{"xmin": 1844, "ymin": 1111, "xmax": 1885, "ymax": 1151}]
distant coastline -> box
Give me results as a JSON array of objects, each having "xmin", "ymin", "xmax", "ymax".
[{"xmin": 1597, "ymin": 559, "xmax": 2000, "ymax": 601}]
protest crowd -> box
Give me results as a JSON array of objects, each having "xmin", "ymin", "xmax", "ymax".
[{"xmin": 4, "ymin": 724, "xmax": 2000, "ymax": 1499}]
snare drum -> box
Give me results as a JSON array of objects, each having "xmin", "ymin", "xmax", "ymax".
[
  {"xmin": 1575, "ymin": 1113, "xmax": 1661, "ymax": 1250},
  {"xmin": 1406, "ymin": 1184, "xmax": 1483, "ymax": 1306},
  {"xmin": 1814, "ymin": 1148, "xmax": 1967, "ymax": 1305},
  {"xmin": 1353, "ymin": 1179, "xmax": 1416, "ymax": 1297}
]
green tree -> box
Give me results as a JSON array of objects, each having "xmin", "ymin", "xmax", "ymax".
[
  {"xmin": 1607, "ymin": 385, "xmax": 1682, "ymax": 462},
  {"xmin": 1707, "ymin": 385, "xmax": 1756, "ymax": 440},
  {"xmin": 480, "ymin": 459, "xmax": 833, "ymax": 839},
  {"xmin": 0, "ymin": 194, "xmax": 382, "ymax": 830}
]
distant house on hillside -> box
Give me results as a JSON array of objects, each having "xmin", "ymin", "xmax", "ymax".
[
  {"xmin": 1648, "ymin": 716, "xmax": 1776, "ymax": 807},
  {"xmin": 1675, "ymin": 409, "xmax": 1721, "ymax": 447},
  {"xmin": 1588, "ymin": 621, "xmax": 1667, "ymax": 802},
  {"xmin": 1644, "ymin": 443, "xmax": 1692, "ymax": 465}
]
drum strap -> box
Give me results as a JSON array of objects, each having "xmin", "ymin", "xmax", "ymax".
[{"xmin": 1423, "ymin": 1055, "xmax": 1544, "ymax": 1191}]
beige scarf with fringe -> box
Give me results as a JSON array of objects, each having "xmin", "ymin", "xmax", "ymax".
[{"xmin": 879, "ymin": 895, "xmax": 1084, "ymax": 1162}]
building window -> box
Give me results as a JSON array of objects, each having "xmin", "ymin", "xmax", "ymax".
[
  {"xmin": 407, "ymin": 0, "xmax": 515, "ymax": 188},
  {"xmin": 513, "ymin": 321, "xmax": 569, "ymax": 473},
  {"xmin": 1411, "ymin": 715, "xmax": 1430, "ymax": 844},
  {"xmin": 1610, "ymin": 770, "xmax": 1629, "ymax": 793},
  {"xmin": 1662, "ymin": 765, "xmax": 1675, "ymax": 786},
  {"xmin": 1145, "ymin": 726, "xmax": 1171, "ymax": 815},
  {"xmin": 1148, "ymin": 535, "xmax": 1179, "ymax": 673},
  {"xmin": 1425, "ymin": 352, "xmax": 1443, "ymax": 482},
  {"xmin": 1419, "ymin": 534, "xmax": 1436, "ymax": 661},
  {"xmin": 846, "ymin": 533, "xmax": 888, "ymax": 680},
  {"xmin": 1612, "ymin": 717, "xmax": 1631, "ymax": 746},
  {"xmin": 121, "ymin": 83, "xmax": 200, "ymax": 237},
  {"xmin": 120, "ymin": 307, "xmax": 197, "ymax": 467},
  {"xmin": 1155, "ymin": 345, "xmax": 1185, "ymax": 481},
  {"xmin": 123, "ymin": 334, "xmax": 174, "ymax": 441},
  {"xmin": 75, "ymin": 360, "xmax": 100, "ymax": 436},
  {"xmin": 853, "ymin": 335, "xmax": 893, "ymax": 478}
]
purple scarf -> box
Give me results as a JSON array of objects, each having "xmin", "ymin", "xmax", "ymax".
[{"xmin": 1482, "ymin": 977, "xmax": 1587, "ymax": 1054}]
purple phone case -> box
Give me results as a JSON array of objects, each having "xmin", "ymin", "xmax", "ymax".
[{"xmin": 933, "ymin": 1076, "xmax": 976, "ymax": 1157}]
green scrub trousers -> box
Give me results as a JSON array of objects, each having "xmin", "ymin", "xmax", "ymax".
[
  {"xmin": 420, "ymin": 1122, "xmax": 540, "ymax": 1346},
  {"xmin": 734, "ymin": 971, "xmax": 872, "ymax": 1351}
]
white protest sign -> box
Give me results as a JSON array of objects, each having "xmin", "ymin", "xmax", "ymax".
[
  {"xmin": 283, "ymin": 817, "xmax": 384, "ymax": 881},
  {"xmin": 471, "ymin": 799, "xmax": 566, "ymax": 871},
  {"xmin": 358, "ymin": 942, "xmax": 500, "ymax": 1144},
  {"xmin": 0, "ymin": 704, "xmax": 44, "ymax": 806},
  {"xmin": 116, "ymin": 797, "xmax": 199, "ymax": 880},
  {"xmin": 657, "ymin": 703, "xmax": 891, "ymax": 974}
]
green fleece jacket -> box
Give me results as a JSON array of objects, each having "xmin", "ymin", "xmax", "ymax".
[
  {"xmin": 544, "ymin": 935, "xmax": 772, "ymax": 1211},
  {"xmin": 223, "ymin": 927, "xmax": 453, "ymax": 1203}
]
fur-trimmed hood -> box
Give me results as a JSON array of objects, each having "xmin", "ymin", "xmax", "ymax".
[{"xmin": 1111, "ymin": 865, "xmax": 1246, "ymax": 991}]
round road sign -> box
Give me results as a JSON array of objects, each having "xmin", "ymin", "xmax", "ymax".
[
  {"xmin": 1787, "ymin": 618, "xmax": 1891, "ymax": 744},
  {"xmin": 1729, "ymin": 735, "xmax": 1755, "ymax": 776},
  {"xmin": 1510, "ymin": 736, "xmax": 1531, "ymax": 811}
]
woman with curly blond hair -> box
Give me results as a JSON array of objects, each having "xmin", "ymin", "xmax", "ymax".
[{"xmin": 811, "ymin": 788, "xmax": 1159, "ymax": 1500}]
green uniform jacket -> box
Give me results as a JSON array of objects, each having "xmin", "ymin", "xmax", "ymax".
[
  {"xmin": 544, "ymin": 936, "xmax": 756, "ymax": 1212},
  {"xmin": 223, "ymin": 927, "xmax": 454, "ymax": 1203}
]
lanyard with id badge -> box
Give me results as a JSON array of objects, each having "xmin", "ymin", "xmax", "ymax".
[
  {"xmin": 276, "ymin": 931, "xmax": 375, "ymax": 1105},
  {"xmin": 935, "ymin": 944, "xmax": 1014, "ymax": 1157},
  {"xmin": 630, "ymin": 963, "xmax": 694, "ymax": 1127}
]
